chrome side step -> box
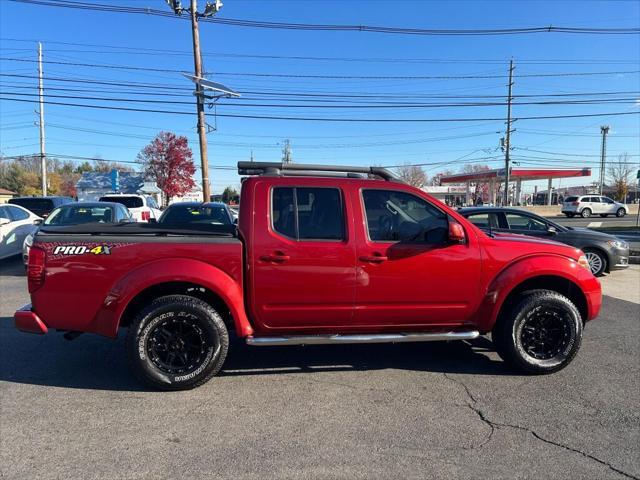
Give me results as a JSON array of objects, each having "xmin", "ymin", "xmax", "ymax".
[{"xmin": 246, "ymin": 331, "xmax": 479, "ymax": 346}]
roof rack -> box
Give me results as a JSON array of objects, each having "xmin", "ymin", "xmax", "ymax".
[{"xmin": 237, "ymin": 161, "xmax": 403, "ymax": 182}]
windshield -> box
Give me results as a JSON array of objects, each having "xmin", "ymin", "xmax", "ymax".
[
  {"xmin": 564, "ymin": 196, "xmax": 578, "ymax": 202},
  {"xmin": 100, "ymin": 196, "xmax": 143, "ymax": 208},
  {"xmin": 44, "ymin": 205, "xmax": 114, "ymax": 225},
  {"xmin": 159, "ymin": 205, "xmax": 231, "ymax": 225}
]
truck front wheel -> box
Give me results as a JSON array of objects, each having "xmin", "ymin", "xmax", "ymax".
[
  {"xmin": 126, "ymin": 295, "xmax": 229, "ymax": 390},
  {"xmin": 492, "ymin": 290, "xmax": 583, "ymax": 374}
]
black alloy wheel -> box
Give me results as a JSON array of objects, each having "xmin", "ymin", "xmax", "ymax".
[
  {"xmin": 519, "ymin": 306, "xmax": 572, "ymax": 361},
  {"xmin": 492, "ymin": 289, "xmax": 583, "ymax": 374},
  {"xmin": 146, "ymin": 315, "xmax": 212, "ymax": 375},
  {"xmin": 126, "ymin": 295, "xmax": 229, "ymax": 390}
]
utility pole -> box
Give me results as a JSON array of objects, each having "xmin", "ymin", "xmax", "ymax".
[
  {"xmin": 38, "ymin": 42, "xmax": 47, "ymax": 196},
  {"xmin": 190, "ymin": 0, "xmax": 210, "ymax": 202},
  {"xmin": 599, "ymin": 125, "xmax": 609, "ymax": 195},
  {"xmin": 282, "ymin": 139, "xmax": 292, "ymax": 164},
  {"xmin": 502, "ymin": 59, "xmax": 515, "ymax": 206},
  {"xmin": 167, "ymin": 0, "xmax": 223, "ymax": 202}
]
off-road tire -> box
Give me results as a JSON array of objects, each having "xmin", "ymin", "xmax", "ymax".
[
  {"xmin": 492, "ymin": 290, "xmax": 583, "ymax": 374},
  {"xmin": 580, "ymin": 208, "xmax": 592, "ymax": 218},
  {"xmin": 126, "ymin": 295, "xmax": 229, "ymax": 390}
]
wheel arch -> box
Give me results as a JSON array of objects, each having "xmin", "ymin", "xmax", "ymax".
[
  {"xmin": 90, "ymin": 258, "xmax": 253, "ymax": 338},
  {"xmin": 494, "ymin": 275, "xmax": 588, "ymax": 330},
  {"xmin": 474, "ymin": 255, "xmax": 598, "ymax": 333}
]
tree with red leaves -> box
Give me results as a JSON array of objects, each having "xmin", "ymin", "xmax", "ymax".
[{"xmin": 137, "ymin": 132, "xmax": 196, "ymax": 206}]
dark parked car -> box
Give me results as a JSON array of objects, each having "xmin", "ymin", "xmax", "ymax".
[
  {"xmin": 9, "ymin": 196, "xmax": 74, "ymax": 219},
  {"xmin": 459, "ymin": 207, "xmax": 629, "ymax": 276},
  {"xmin": 158, "ymin": 202, "xmax": 235, "ymax": 226}
]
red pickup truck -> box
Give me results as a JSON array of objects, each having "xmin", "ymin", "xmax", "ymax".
[{"xmin": 15, "ymin": 162, "xmax": 601, "ymax": 390}]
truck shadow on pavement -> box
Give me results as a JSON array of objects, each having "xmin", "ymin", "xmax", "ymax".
[{"xmin": 0, "ymin": 317, "xmax": 513, "ymax": 391}]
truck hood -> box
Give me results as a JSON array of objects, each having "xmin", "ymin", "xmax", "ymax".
[{"xmin": 490, "ymin": 232, "xmax": 582, "ymax": 258}]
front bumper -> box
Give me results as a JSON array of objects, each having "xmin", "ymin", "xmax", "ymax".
[
  {"xmin": 14, "ymin": 303, "xmax": 48, "ymax": 335},
  {"xmin": 610, "ymin": 247, "xmax": 630, "ymax": 271}
]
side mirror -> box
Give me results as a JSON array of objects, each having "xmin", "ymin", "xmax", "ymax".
[
  {"xmin": 33, "ymin": 218, "xmax": 43, "ymax": 225},
  {"xmin": 0, "ymin": 218, "xmax": 10, "ymax": 226},
  {"xmin": 448, "ymin": 221, "xmax": 466, "ymax": 244},
  {"xmin": 547, "ymin": 225, "xmax": 557, "ymax": 235},
  {"xmin": 233, "ymin": 218, "xmax": 238, "ymax": 225},
  {"xmin": 148, "ymin": 218, "xmax": 157, "ymax": 224}
]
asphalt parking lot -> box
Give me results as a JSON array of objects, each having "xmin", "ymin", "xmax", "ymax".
[{"xmin": 1, "ymin": 256, "xmax": 639, "ymax": 480}]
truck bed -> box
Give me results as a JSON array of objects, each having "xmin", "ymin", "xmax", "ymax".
[{"xmin": 29, "ymin": 225, "xmax": 243, "ymax": 337}]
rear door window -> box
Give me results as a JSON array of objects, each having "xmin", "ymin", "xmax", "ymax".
[{"xmin": 272, "ymin": 187, "xmax": 345, "ymax": 241}]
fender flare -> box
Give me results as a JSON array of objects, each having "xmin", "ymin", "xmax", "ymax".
[
  {"xmin": 474, "ymin": 254, "xmax": 599, "ymax": 332},
  {"xmin": 90, "ymin": 258, "xmax": 253, "ymax": 338}
]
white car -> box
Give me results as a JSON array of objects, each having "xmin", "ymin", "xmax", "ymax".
[
  {"xmin": 98, "ymin": 194, "xmax": 162, "ymax": 222},
  {"xmin": 562, "ymin": 195, "xmax": 629, "ymax": 218},
  {"xmin": 0, "ymin": 204, "xmax": 41, "ymax": 261}
]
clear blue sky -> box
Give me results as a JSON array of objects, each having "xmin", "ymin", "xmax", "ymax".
[{"xmin": 1, "ymin": 0, "xmax": 639, "ymax": 194}]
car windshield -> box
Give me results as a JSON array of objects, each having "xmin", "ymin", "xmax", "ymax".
[
  {"xmin": 99, "ymin": 196, "xmax": 144, "ymax": 208},
  {"xmin": 44, "ymin": 206, "xmax": 114, "ymax": 225},
  {"xmin": 159, "ymin": 205, "xmax": 231, "ymax": 225}
]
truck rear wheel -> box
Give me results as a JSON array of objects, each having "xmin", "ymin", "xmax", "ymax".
[
  {"xmin": 126, "ymin": 295, "xmax": 229, "ymax": 390},
  {"xmin": 492, "ymin": 290, "xmax": 583, "ymax": 374}
]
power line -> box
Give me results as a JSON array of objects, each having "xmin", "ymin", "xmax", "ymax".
[
  {"xmin": 3, "ymin": 96, "xmax": 640, "ymax": 122},
  {"xmin": 7, "ymin": 0, "xmax": 640, "ymax": 36},
  {"xmin": 2, "ymin": 89, "xmax": 637, "ymax": 109},
  {"xmin": 2, "ymin": 57, "xmax": 639, "ymax": 80},
  {"xmin": 3, "ymin": 38, "xmax": 638, "ymax": 65}
]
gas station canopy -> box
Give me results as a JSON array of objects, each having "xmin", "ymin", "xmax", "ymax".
[{"xmin": 440, "ymin": 167, "xmax": 591, "ymax": 184}]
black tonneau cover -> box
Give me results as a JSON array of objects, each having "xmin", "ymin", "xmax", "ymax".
[{"xmin": 38, "ymin": 222, "xmax": 237, "ymax": 237}]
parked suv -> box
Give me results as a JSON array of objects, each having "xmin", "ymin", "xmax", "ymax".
[
  {"xmin": 8, "ymin": 196, "xmax": 73, "ymax": 219},
  {"xmin": 562, "ymin": 195, "xmax": 628, "ymax": 218},
  {"xmin": 98, "ymin": 194, "xmax": 162, "ymax": 222}
]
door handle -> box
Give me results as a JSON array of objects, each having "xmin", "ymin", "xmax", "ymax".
[
  {"xmin": 260, "ymin": 252, "xmax": 290, "ymax": 263},
  {"xmin": 359, "ymin": 254, "xmax": 388, "ymax": 264}
]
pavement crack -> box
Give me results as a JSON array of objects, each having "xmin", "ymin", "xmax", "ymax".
[
  {"xmin": 442, "ymin": 373, "xmax": 494, "ymax": 448},
  {"xmin": 443, "ymin": 373, "xmax": 637, "ymax": 480}
]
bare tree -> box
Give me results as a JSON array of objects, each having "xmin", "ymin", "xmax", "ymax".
[
  {"xmin": 607, "ymin": 153, "xmax": 634, "ymax": 202},
  {"xmin": 396, "ymin": 163, "xmax": 427, "ymax": 188}
]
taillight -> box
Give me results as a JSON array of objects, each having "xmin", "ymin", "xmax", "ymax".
[
  {"xmin": 28, "ymin": 246, "xmax": 46, "ymax": 293},
  {"xmin": 141, "ymin": 210, "xmax": 151, "ymax": 221},
  {"xmin": 572, "ymin": 201, "xmax": 579, "ymax": 206}
]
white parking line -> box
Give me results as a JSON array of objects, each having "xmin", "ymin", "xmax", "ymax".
[{"xmin": 587, "ymin": 221, "xmax": 602, "ymax": 228}]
